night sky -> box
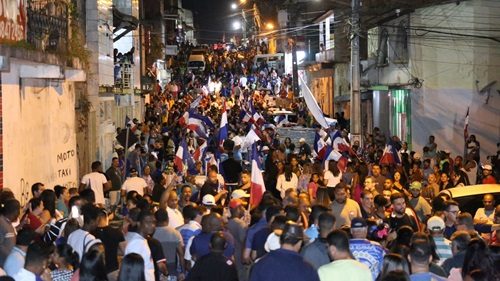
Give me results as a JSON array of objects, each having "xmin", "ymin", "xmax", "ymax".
[{"xmin": 183, "ymin": 0, "xmax": 236, "ymax": 44}]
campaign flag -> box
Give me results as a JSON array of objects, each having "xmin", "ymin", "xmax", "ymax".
[
  {"xmin": 250, "ymin": 144, "xmax": 266, "ymax": 207},
  {"xmin": 242, "ymin": 128, "xmax": 261, "ymax": 150},
  {"xmin": 125, "ymin": 115, "xmax": 137, "ymax": 133},
  {"xmin": 193, "ymin": 139, "xmax": 207, "ymax": 162},
  {"xmin": 219, "ymin": 101, "xmax": 228, "ymax": 146},
  {"xmin": 314, "ymin": 129, "xmax": 329, "ymax": 160},
  {"xmin": 174, "ymin": 139, "xmax": 196, "ymax": 174},
  {"xmin": 380, "ymin": 140, "xmax": 401, "ymax": 166},
  {"xmin": 178, "ymin": 111, "xmax": 189, "ymax": 127},
  {"xmin": 274, "ymin": 115, "xmax": 287, "ymax": 127},
  {"xmin": 299, "ymin": 75, "xmax": 329, "ymax": 128},
  {"xmin": 464, "ymin": 107, "xmax": 469, "ymax": 140},
  {"xmin": 189, "ymin": 110, "xmax": 215, "ymax": 129},
  {"xmin": 174, "ymin": 141, "xmax": 186, "ymax": 173},
  {"xmin": 190, "ymin": 95, "xmax": 203, "ymax": 109}
]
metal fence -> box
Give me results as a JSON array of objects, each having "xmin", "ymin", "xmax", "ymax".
[{"xmin": 26, "ymin": 0, "xmax": 69, "ymax": 53}]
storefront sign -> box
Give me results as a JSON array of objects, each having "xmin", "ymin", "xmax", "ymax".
[{"xmin": 0, "ymin": 0, "xmax": 27, "ymax": 43}]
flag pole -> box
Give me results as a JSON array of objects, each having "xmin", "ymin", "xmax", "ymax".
[{"xmin": 124, "ymin": 124, "xmax": 130, "ymax": 179}]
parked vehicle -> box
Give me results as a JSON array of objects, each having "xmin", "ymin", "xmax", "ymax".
[
  {"xmin": 187, "ymin": 54, "xmax": 206, "ymax": 73},
  {"xmin": 438, "ymin": 184, "xmax": 500, "ymax": 215}
]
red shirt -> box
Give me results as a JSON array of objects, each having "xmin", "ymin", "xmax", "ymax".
[
  {"xmin": 26, "ymin": 213, "xmax": 43, "ymax": 231},
  {"xmin": 482, "ymin": 175, "xmax": 497, "ymax": 184}
]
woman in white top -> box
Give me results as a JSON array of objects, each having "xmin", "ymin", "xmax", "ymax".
[
  {"xmin": 323, "ymin": 160, "xmax": 342, "ymax": 188},
  {"xmin": 276, "ymin": 164, "xmax": 299, "ymax": 199}
]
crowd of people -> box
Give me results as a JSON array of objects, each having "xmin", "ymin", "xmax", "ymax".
[{"xmin": 0, "ymin": 43, "xmax": 498, "ymax": 281}]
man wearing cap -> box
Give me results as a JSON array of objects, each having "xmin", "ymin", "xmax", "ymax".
[
  {"xmin": 226, "ymin": 198, "xmax": 248, "ymax": 280},
  {"xmin": 318, "ymin": 230, "xmax": 371, "ymax": 281},
  {"xmin": 250, "ymin": 222, "xmax": 320, "ymax": 281},
  {"xmin": 201, "ymin": 194, "xmax": 217, "ymax": 210},
  {"xmin": 298, "ymin": 138, "xmax": 312, "ymax": 157},
  {"xmin": 121, "ymin": 168, "xmax": 148, "ymax": 197},
  {"xmin": 481, "ymin": 164, "xmax": 497, "ymax": 184},
  {"xmin": 349, "ymin": 217, "xmax": 386, "ymax": 280},
  {"xmin": 231, "ymin": 189, "xmax": 250, "ymax": 202},
  {"xmin": 408, "ymin": 181, "xmax": 432, "ymax": 222},
  {"xmin": 427, "ymin": 216, "xmax": 452, "ymax": 265}
]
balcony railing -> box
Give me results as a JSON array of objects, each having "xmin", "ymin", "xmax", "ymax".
[
  {"xmin": 26, "ymin": 0, "xmax": 69, "ymax": 53},
  {"xmin": 315, "ymin": 48, "xmax": 335, "ymax": 63}
]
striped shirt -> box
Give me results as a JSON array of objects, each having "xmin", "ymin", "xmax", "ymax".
[{"xmin": 433, "ymin": 236, "xmax": 452, "ymax": 265}]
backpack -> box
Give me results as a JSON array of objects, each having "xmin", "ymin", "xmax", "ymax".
[{"xmin": 43, "ymin": 217, "xmax": 69, "ymax": 244}]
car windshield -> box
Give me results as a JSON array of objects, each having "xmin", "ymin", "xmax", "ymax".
[{"xmin": 188, "ymin": 61, "xmax": 204, "ymax": 68}]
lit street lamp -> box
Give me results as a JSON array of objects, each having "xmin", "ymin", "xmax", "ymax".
[
  {"xmin": 232, "ymin": 20, "xmax": 242, "ymax": 30},
  {"xmin": 231, "ymin": 3, "xmax": 238, "ymax": 10}
]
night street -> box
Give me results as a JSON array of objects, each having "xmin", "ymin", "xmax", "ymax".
[{"xmin": 0, "ymin": 0, "xmax": 499, "ymax": 281}]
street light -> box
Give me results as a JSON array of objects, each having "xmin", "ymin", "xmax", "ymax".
[
  {"xmin": 265, "ymin": 22, "xmax": 274, "ymax": 30},
  {"xmin": 232, "ymin": 20, "xmax": 242, "ymax": 30},
  {"xmin": 231, "ymin": 3, "xmax": 238, "ymax": 10}
]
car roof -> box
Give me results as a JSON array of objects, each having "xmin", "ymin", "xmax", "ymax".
[
  {"xmin": 439, "ymin": 184, "xmax": 500, "ymax": 198},
  {"xmin": 271, "ymin": 110, "xmax": 295, "ymax": 115}
]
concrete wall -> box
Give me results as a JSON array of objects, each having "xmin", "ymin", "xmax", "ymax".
[
  {"xmin": 410, "ymin": 1, "xmax": 500, "ymax": 162},
  {"xmin": 1, "ymin": 59, "xmax": 78, "ymax": 203},
  {"xmin": 365, "ymin": 0, "xmax": 500, "ymax": 162}
]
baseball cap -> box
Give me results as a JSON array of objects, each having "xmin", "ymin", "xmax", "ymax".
[
  {"xmin": 409, "ymin": 181, "xmax": 422, "ymax": 190},
  {"xmin": 299, "ymin": 138, "xmax": 305, "ymax": 143},
  {"xmin": 351, "ymin": 217, "xmax": 367, "ymax": 228},
  {"xmin": 262, "ymin": 146, "xmax": 270, "ymax": 151},
  {"xmin": 229, "ymin": 198, "xmax": 244, "ymax": 209},
  {"xmin": 231, "ymin": 189, "xmax": 250, "ymax": 200},
  {"xmin": 202, "ymin": 194, "xmax": 216, "ymax": 206},
  {"xmin": 427, "ymin": 216, "xmax": 445, "ymax": 232},
  {"xmin": 483, "ymin": 164, "xmax": 492, "ymax": 171}
]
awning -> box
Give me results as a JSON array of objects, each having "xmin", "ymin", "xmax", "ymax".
[{"xmin": 113, "ymin": 6, "xmax": 139, "ymax": 42}]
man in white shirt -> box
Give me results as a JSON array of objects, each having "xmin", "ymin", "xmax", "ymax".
[
  {"xmin": 474, "ymin": 194, "xmax": 495, "ymax": 224},
  {"xmin": 4, "ymin": 228, "xmax": 34, "ymax": 276},
  {"xmin": 121, "ymin": 168, "xmax": 148, "ymax": 197},
  {"xmin": 12, "ymin": 243, "xmax": 50, "ymax": 281},
  {"xmin": 165, "ymin": 190, "xmax": 185, "ymax": 229},
  {"xmin": 80, "ymin": 161, "xmax": 110, "ymax": 206},
  {"xmin": 67, "ymin": 204, "xmax": 102, "ymax": 261},
  {"xmin": 125, "ymin": 209, "xmax": 156, "ymax": 281}
]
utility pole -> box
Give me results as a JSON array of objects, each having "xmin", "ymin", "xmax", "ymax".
[
  {"xmin": 350, "ymin": 0, "xmax": 362, "ymax": 144},
  {"xmin": 292, "ymin": 36, "xmax": 300, "ymax": 97}
]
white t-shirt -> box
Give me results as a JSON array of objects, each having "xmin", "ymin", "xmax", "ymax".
[
  {"xmin": 12, "ymin": 268, "xmax": 36, "ymax": 281},
  {"xmin": 81, "ymin": 172, "xmax": 108, "ymax": 205},
  {"xmin": 67, "ymin": 229, "xmax": 99, "ymax": 261},
  {"xmin": 166, "ymin": 207, "xmax": 184, "ymax": 229},
  {"xmin": 324, "ymin": 170, "xmax": 342, "ymax": 188},
  {"xmin": 474, "ymin": 208, "xmax": 495, "ymax": 224},
  {"xmin": 125, "ymin": 232, "xmax": 155, "ymax": 281},
  {"xmin": 276, "ymin": 173, "xmax": 298, "ymax": 199},
  {"xmin": 122, "ymin": 176, "xmax": 148, "ymax": 196}
]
